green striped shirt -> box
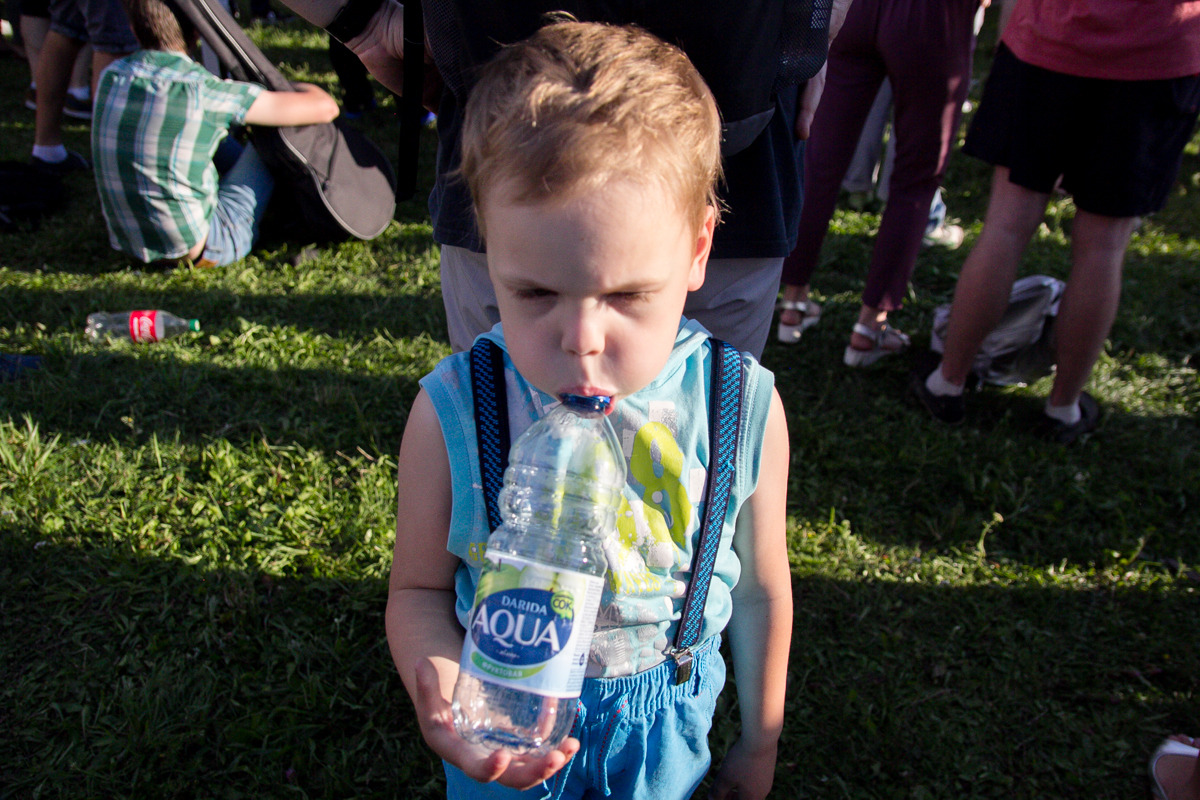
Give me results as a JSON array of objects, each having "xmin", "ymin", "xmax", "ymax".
[{"xmin": 92, "ymin": 50, "xmax": 264, "ymax": 262}]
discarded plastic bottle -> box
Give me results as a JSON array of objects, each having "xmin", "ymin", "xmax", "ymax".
[
  {"xmin": 86, "ymin": 310, "xmax": 199, "ymax": 343},
  {"xmin": 452, "ymin": 394, "xmax": 625, "ymax": 755}
]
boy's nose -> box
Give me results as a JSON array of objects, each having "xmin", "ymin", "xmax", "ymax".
[{"xmin": 561, "ymin": 309, "xmax": 604, "ymax": 356}]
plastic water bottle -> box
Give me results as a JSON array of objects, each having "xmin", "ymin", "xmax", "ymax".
[
  {"xmin": 86, "ymin": 310, "xmax": 199, "ymax": 342},
  {"xmin": 452, "ymin": 394, "xmax": 626, "ymax": 755}
]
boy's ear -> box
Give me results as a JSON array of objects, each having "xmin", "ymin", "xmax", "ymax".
[{"xmin": 687, "ymin": 205, "xmax": 716, "ymax": 292}]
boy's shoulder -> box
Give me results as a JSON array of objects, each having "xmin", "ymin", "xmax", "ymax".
[{"xmin": 112, "ymin": 48, "xmax": 247, "ymax": 88}]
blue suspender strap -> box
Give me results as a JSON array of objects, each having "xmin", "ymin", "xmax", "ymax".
[
  {"xmin": 671, "ymin": 339, "xmax": 743, "ymax": 684},
  {"xmin": 471, "ymin": 336, "xmax": 741, "ymax": 683},
  {"xmin": 470, "ymin": 339, "xmax": 510, "ymax": 533}
]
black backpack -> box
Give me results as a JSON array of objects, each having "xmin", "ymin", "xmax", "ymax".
[
  {"xmin": 423, "ymin": 0, "xmax": 830, "ymax": 158},
  {"xmin": 0, "ymin": 162, "xmax": 65, "ymax": 232},
  {"xmin": 165, "ymin": 0, "xmax": 397, "ymax": 241}
]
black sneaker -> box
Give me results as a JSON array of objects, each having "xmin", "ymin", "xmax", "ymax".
[
  {"xmin": 31, "ymin": 149, "xmax": 90, "ymax": 173},
  {"xmin": 908, "ymin": 351, "xmax": 965, "ymax": 424},
  {"xmin": 63, "ymin": 93, "xmax": 93, "ymax": 121},
  {"xmin": 1041, "ymin": 392, "xmax": 1100, "ymax": 444}
]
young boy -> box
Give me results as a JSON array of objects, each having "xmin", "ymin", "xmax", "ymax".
[
  {"xmin": 385, "ymin": 21, "xmax": 792, "ymax": 800},
  {"xmin": 90, "ymin": 0, "xmax": 339, "ymax": 267}
]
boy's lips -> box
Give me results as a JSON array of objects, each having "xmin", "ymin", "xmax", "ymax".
[
  {"xmin": 560, "ymin": 386, "xmax": 618, "ymax": 413},
  {"xmin": 560, "ymin": 385, "xmax": 613, "ymax": 400}
]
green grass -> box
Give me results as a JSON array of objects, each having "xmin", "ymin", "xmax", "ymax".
[{"xmin": 2, "ymin": 19, "xmax": 1198, "ymax": 800}]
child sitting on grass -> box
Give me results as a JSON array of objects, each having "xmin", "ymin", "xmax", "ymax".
[
  {"xmin": 91, "ymin": 0, "xmax": 339, "ymax": 267},
  {"xmin": 384, "ymin": 20, "xmax": 792, "ymax": 800}
]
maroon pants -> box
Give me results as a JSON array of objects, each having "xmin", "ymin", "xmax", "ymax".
[{"xmin": 781, "ymin": 0, "xmax": 979, "ymax": 310}]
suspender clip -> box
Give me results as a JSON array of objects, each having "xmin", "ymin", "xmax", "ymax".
[{"xmin": 671, "ymin": 647, "xmax": 694, "ymax": 685}]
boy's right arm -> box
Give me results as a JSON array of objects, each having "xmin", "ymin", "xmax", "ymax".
[
  {"xmin": 243, "ymin": 82, "xmax": 341, "ymax": 127},
  {"xmin": 386, "ymin": 390, "xmax": 579, "ymax": 790}
]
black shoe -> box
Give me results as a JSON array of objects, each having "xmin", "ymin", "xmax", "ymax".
[
  {"xmin": 908, "ymin": 351, "xmax": 965, "ymax": 424},
  {"xmin": 1042, "ymin": 392, "xmax": 1100, "ymax": 444},
  {"xmin": 63, "ymin": 93, "xmax": 93, "ymax": 121},
  {"xmin": 31, "ymin": 149, "xmax": 90, "ymax": 173}
]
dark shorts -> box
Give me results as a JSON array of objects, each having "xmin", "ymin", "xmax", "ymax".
[
  {"xmin": 964, "ymin": 44, "xmax": 1200, "ymax": 218},
  {"xmin": 49, "ymin": 0, "xmax": 137, "ymax": 53},
  {"xmin": 20, "ymin": 0, "xmax": 51, "ymax": 18}
]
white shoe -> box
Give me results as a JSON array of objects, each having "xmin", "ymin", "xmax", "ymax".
[
  {"xmin": 776, "ymin": 300, "xmax": 821, "ymax": 344},
  {"xmin": 923, "ymin": 223, "xmax": 965, "ymax": 250},
  {"xmin": 1149, "ymin": 737, "xmax": 1199, "ymax": 800},
  {"xmin": 843, "ymin": 322, "xmax": 910, "ymax": 367}
]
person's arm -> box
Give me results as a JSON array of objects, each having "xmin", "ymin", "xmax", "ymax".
[
  {"xmin": 795, "ymin": 0, "xmax": 855, "ymax": 139},
  {"xmin": 275, "ymin": 0, "xmax": 408, "ymax": 94},
  {"xmin": 243, "ymin": 82, "xmax": 340, "ymax": 126},
  {"xmin": 707, "ymin": 388, "xmax": 792, "ymax": 800},
  {"xmin": 385, "ymin": 391, "xmax": 580, "ymax": 790}
]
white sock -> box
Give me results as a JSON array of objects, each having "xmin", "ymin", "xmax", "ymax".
[
  {"xmin": 1044, "ymin": 399, "xmax": 1081, "ymax": 426},
  {"xmin": 67, "ymin": 85, "xmax": 90, "ymax": 101},
  {"xmin": 32, "ymin": 144, "xmax": 68, "ymax": 163},
  {"xmin": 925, "ymin": 364, "xmax": 964, "ymax": 397}
]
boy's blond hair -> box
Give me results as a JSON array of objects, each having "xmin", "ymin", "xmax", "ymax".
[{"xmin": 461, "ymin": 20, "xmax": 723, "ymax": 238}]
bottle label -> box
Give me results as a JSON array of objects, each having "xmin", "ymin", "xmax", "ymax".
[
  {"xmin": 460, "ymin": 552, "xmax": 603, "ymax": 698},
  {"xmin": 128, "ymin": 310, "xmax": 159, "ymax": 342}
]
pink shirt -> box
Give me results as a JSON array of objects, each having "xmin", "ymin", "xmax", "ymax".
[{"xmin": 1003, "ymin": 0, "xmax": 1200, "ymax": 80}]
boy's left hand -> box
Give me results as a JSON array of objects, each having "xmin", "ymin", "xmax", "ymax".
[
  {"xmin": 707, "ymin": 736, "xmax": 778, "ymax": 800},
  {"xmin": 413, "ymin": 660, "xmax": 580, "ymax": 790}
]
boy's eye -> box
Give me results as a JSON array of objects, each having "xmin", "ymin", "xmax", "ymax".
[
  {"xmin": 607, "ymin": 291, "xmax": 649, "ymax": 306},
  {"xmin": 513, "ymin": 287, "xmax": 555, "ymax": 300}
]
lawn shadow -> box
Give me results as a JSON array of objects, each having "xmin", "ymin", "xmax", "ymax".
[
  {"xmin": 0, "ymin": 525, "xmax": 440, "ymax": 799},
  {"xmin": 749, "ymin": 573, "xmax": 1200, "ymax": 800},
  {"xmin": 4, "ymin": 525, "xmax": 1195, "ymax": 800}
]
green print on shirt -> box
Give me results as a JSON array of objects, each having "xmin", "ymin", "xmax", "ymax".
[{"xmin": 608, "ymin": 421, "xmax": 692, "ymax": 595}]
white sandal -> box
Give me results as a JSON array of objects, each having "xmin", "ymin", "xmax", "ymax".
[
  {"xmin": 776, "ymin": 300, "xmax": 821, "ymax": 344},
  {"xmin": 1149, "ymin": 737, "xmax": 1199, "ymax": 800},
  {"xmin": 843, "ymin": 322, "xmax": 910, "ymax": 367}
]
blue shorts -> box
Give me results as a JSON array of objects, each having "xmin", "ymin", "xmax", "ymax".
[
  {"xmin": 445, "ymin": 635, "xmax": 726, "ymax": 800},
  {"xmin": 49, "ymin": 0, "xmax": 136, "ymax": 53}
]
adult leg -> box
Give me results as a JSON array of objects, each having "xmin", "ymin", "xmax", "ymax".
[
  {"xmin": 1045, "ymin": 210, "xmax": 1138, "ymax": 408},
  {"xmin": 856, "ymin": 0, "xmax": 976, "ymax": 338},
  {"xmin": 87, "ymin": 47, "xmax": 120, "ymax": 95},
  {"xmin": 842, "ymin": 79, "xmax": 893, "ymax": 196},
  {"xmin": 779, "ymin": 0, "xmax": 886, "ymax": 326},
  {"xmin": 936, "ymin": 167, "xmax": 1049, "ymax": 387},
  {"xmin": 79, "ymin": 0, "xmax": 135, "ymax": 96},
  {"xmin": 33, "ymin": 28, "xmax": 80, "ymax": 147},
  {"xmin": 19, "ymin": 12, "xmax": 48, "ymax": 86},
  {"xmin": 69, "ymin": 41, "xmax": 89, "ymax": 84}
]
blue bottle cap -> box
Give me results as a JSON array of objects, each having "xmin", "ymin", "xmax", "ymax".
[{"xmin": 559, "ymin": 394, "xmax": 612, "ymax": 413}]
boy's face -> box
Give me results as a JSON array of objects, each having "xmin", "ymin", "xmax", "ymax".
[{"xmin": 483, "ymin": 179, "xmax": 714, "ymax": 408}]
